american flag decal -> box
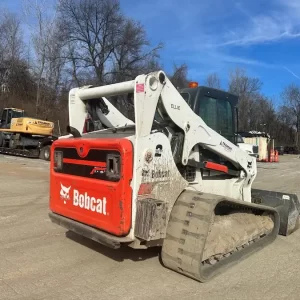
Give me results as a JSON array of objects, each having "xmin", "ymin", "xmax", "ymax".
[{"xmin": 136, "ymin": 83, "xmax": 144, "ymax": 93}]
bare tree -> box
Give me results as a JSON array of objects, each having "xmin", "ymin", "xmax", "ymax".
[
  {"xmin": 281, "ymin": 83, "xmax": 300, "ymax": 147},
  {"xmin": 110, "ymin": 18, "xmax": 162, "ymax": 83},
  {"xmin": 0, "ymin": 11, "xmax": 26, "ymax": 108},
  {"xmin": 169, "ymin": 63, "xmax": 189, "ymax": 89},
  {"xmin": 23, "ymin": 0, "xmax": 66, "ymax": 118},
  {"xmin": 205, "ymin": 72, "xmax": 221, "ymax": 89},
  {"xmin": 228, "ymin": 67, "xmax": 262, "ymax": 98},
  {"xmin": 108, "ymin": 17, "xmax": 162, "ymax": 116},
  {"xmin": 248, "ymin": 95, "xmax": 276, "ymax": 133},
  {"xmin": 276, "ymin": 105, "xmax": 296, "ymax": 145},
  {"xmin": 228, "ymin": 67, "xmax": 262, "ymax": 131},
  {"xmin": 277, "ymin": 105, "xmax": 295, "ymax": 128},
  {"xmin": 57, "ymin": 0, "xmax": 162, "ymax": 87},
  {"xmin": 0, "ymin": 11, "xmax": 24, "ymax": 63},
  {"xmin": 226, "ymin": 68, "xmax": 295, "ymax": 146},
  {"xmin": 24, "ymin": 0, "xmax": 53, "ymax": 116},
  {"xmin": 57, "ymin": 0, "xmax": 122, "ymax": 85}
]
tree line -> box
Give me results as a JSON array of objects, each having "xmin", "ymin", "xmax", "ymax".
[
  {"xmin": 203, "ymin": 69, "xmax": 298, "ymax": 147},
  {"xmin": 0, "ymin": 0, "xmax": 298, "ymax": 147}
]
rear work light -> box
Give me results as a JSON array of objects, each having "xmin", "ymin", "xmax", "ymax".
[
  {"xmin": 106, "ymin": 153, "xmax": 121, "ymax": 180},
  {"xmin": 54, "ymin": 150, "xmax": 63, "ymax": 171}
]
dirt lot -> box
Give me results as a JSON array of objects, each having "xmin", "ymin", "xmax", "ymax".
[{"xmin": 0, "ymin": 154, "xmax": 300, "ymax": 300}]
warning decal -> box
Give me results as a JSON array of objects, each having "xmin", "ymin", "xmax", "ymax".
[{"xmin": 136, "ymin": 83, "xmax": 144, "ymax": 93}]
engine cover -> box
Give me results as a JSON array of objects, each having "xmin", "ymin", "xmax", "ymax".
[{"xmin": 49, "ymin": 137, "xmax": 133, "ymax": 237}]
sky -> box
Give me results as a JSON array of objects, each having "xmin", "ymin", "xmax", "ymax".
[
  {"xmin": 2, "ymin": 0, "xmax": 300, "ymax": 106},
  {"xmin": 119, "ymin": 0, "xmax": 300, "ymax": 104}
]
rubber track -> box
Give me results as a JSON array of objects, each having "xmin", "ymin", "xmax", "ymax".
[
  {"xmin": 161, "ymin": 190, "xmax": 280, "ymax": 282},
  {"xmin": 0, "ymin": 147, "xmax": 40, "ymax": 158}
]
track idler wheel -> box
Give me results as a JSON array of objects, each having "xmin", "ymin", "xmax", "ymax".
[{"xmin": 161, "ymin": 190, "xmax": 280, "ymax": 282}]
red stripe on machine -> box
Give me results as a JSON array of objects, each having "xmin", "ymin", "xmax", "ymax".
[
  {"xmin": 204, "ymin": 161, "xmax": 229, "ymax": 173},
  {"xmin": 63, "ymin": 158, "xmax": 106, "ymax": 168}
]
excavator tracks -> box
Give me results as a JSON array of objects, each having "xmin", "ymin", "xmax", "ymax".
[
  {"xmin": 161, "ymin": 190, "xmax": 280, "ymax": 282},
  {"xmin": 0, "ymin": 147, "xmax": 40, "ymax": 159}
]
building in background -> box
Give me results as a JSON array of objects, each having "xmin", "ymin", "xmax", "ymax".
[{"xmin": 238, "ymin": 131, "xmax": 271, "ymax": 162}]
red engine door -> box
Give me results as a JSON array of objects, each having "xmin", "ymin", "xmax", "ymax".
[{"xmin": 49, "ymin": 137, "xmax": 133, "ymax": 237}]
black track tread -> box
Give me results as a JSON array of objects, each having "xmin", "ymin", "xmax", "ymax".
[
  {"xmin": 161, "ymin": 190, "xmax": 280, "ymax": 282},
  {"xmin": 0, "ymin": 147, "xmax": 39, "ymax": 158}
]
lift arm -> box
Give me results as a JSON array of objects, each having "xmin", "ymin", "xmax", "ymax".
[
  {"xmin": 70, "ymin": 71, "xmax": 257, "ymax": 202},
  {"xmin": 68, "ymin": 84, "xmax": 135, "ymax": 135}
]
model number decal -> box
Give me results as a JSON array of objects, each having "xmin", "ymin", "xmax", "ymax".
[
  {"xmin": 220, "ymin": 141, "xmax": 232, "ymax": 152},
  {"xmin": 171, "ymin": 104, "xmax": 180, "ymax": 110}
]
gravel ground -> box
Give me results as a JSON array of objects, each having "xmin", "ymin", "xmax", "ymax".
[{"xmin": 0, "ymin": 154, "xmax": 300, "ymax": 300}]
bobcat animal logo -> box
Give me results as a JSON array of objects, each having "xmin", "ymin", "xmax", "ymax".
[{"xmin": 60, "ymin": 183, "xmax": 71, "ymax": 204}]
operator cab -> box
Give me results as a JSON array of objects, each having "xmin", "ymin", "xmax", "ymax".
[
  {"xmin": 0, "ymin": 108, "xmax": 25, "ymax": 129},
  {"xmin": 179, "ymin": 82, "xmax": 238, "ymax": 144},
  {"xmin": 80, "ymin": 81, "xmax": 239, "ymax": 145}
]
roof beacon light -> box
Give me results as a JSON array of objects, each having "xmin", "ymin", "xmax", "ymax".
[{"xmin": 189, "ymin": 81, "xmax": 198, "ymax": 88}]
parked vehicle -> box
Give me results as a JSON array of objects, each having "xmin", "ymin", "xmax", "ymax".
[
  {"xmin": 284, "ymin": 146, "xmax": 299, "ymax": 154},
  {"xmin": 235, "ymin": 133, "xmax": 259, "ymax": 158},
  {"xmin": 275, "ymin": 146, "xmax": 284, "ymax": 155}
]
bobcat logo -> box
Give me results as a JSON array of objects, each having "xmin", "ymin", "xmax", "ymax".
[{"xmin": 60, "ymin": 183, "xmax": 71, "ymax": 204}]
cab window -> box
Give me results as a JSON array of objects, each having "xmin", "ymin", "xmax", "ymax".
[
  {"xmin": 198, "ymin": 96, "xmax": 234, "ymax": 141},
  {"xmin": 180, "ymin": 92, "xmax": 191, "ymax": 107}
]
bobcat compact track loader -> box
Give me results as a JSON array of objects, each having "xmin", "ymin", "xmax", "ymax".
[{"xmin": 48, "ymin": 70, "xmax": 300, "ymax": 282}]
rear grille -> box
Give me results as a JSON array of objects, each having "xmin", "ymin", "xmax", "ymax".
[{"xmin": 54, "ymin": 147, "xmax": 121, "ymax": 182}]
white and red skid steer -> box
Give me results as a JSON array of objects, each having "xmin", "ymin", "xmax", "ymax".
[{"xmin": 49, "ymin": 70, "xmax": 300, "ymax": 282}]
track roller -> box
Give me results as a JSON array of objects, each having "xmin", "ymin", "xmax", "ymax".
[{"xmin": 161, "ymin": 190, "xmax": 280, "ymax": 282}]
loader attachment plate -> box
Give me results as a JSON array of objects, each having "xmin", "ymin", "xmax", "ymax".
[
  {"xmin": 161, "ymin": 190, "xmax": 280, "ymax": 282},
  {"xmin": 251, "ymin": 189, "xmax": 300, "ymax": 236}
]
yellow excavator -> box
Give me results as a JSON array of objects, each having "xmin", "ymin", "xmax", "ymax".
[{"xmin": 0, "ymin": 107, "xmax": 58, "ymax": 160}]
